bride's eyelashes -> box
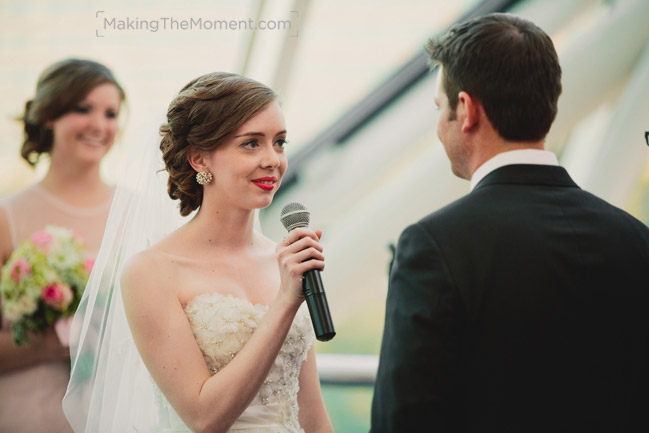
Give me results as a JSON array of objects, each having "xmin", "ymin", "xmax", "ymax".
[
  {"xmin": 241, "ymin": 139, "xmax": 259, "ymax": 150},
  {"xmin": 239, "ymin": 138, "xmax": 289, "ymax": 150}
]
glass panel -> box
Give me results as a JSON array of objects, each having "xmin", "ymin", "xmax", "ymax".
[{"xmin": 279, "ymin": 0, "xmax": 482, "ymax": 152}]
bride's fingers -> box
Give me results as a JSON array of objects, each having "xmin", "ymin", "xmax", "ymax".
[
  {"xmin": 277, "ymin": 243, "xmax": 324, "ymax": 271},
  {"xmin": 282, "ymin": 228, "xmax": 320, "ymax": 246},
  {"xmin": 288, "ymin": 247, "xmax": 325, "ymax": 264},
  {"xmin": 291, "ymin": 236, "xmax": 323, "ymax": 253},
  {"xmin": 278, "ymin": 234, "xmax": 323, "ymax": 255},
  {"xmin": 293, "ymin": 258, "xmax": 325, "ymax": 275},
  {"xmin": 276, "ymin": 229, "xmax": 326, "ymax": 295}
]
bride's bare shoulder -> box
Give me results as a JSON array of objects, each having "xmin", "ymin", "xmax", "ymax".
[
  {"xmin": 120, "ymin": 244, "xmax": 176, "ymax": 294},
  {"xmin": 122, "ymin": 226, "xmax": 188, "ymax": 276}
]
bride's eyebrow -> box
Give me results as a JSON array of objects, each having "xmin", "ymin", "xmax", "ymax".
[
  {"xmin": 234, "ymin": 132, "xmax": 264, "ymax": 138},
  {"xmin": 233, "ymin": 129, "xmax": 287, "ymax": 138}
]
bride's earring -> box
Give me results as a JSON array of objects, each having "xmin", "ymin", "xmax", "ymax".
[{"xmin": 196, "ymin": 171, "xmax": 213, "ymax": 185}]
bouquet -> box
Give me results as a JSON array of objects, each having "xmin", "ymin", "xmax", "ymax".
[{"xmin": 1, "ymin": 225, "xmax": 93, "ymax": 346}]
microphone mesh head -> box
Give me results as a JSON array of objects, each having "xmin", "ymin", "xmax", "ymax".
[{"xmin": 280, "ymin": 202, "xmax": 310, "ymax": 231}]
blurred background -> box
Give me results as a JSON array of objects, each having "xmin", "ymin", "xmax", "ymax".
[{"xmin": 2, "ymin": 0, "xmax": 649, "ymax": 431}]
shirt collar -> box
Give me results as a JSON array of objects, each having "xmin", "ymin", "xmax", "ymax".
[{"xmin": 470, "ymin": 149, "xmax": 559, "ymax": 191}]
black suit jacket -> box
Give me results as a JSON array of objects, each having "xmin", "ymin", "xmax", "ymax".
[{"xmin": 371, "ymin": 165, "xmax": 649, "ymax": 433}]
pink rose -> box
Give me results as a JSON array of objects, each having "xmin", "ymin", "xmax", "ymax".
[
  {"xmin": 32, "ymin": 231, "xmax": 53, "ymax": 251},
  {"xmin": 41, "ymin": 283, "xmax": 74, "ymax": 311},
  {"xmin": 83, "ymin": 257, "xmax": 95, "ymax": 274},
  {"xmin": 9, "ymin": 259, "xmax": 31, "ymax": 283}
]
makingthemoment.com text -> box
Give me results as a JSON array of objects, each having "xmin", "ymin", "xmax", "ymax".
[{"xmin": 101, "ymin": 16, "xmax": 292, "ymax": 32}]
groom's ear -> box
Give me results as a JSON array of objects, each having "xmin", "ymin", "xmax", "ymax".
[
  {"xmin": 187, "ymin": 146, "xmax": 208, "ymax": 173},
  {"xmin": 457, "ymin": 90, "xmax": 480, "ymax": 133}
]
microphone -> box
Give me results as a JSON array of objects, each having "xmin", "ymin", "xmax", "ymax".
[{"xmin": 280, "ymin": 202, "xmax": 336, "ymax": 342}]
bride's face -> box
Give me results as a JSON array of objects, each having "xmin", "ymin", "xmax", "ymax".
[{"xmin": 204, "ymin": 101, "xmax": 288, "ymax": 210}]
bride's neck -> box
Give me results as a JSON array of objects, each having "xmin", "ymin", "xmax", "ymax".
[{"xmin": 188, "ymin": 203, "xmax": 257, "ymax": 250}]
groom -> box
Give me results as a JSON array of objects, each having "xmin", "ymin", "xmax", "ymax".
[{"xmin": 371, "ymin": 13, "xmax": 649, "ymax": 433}]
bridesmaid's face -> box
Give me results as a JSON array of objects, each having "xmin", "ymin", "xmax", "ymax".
[
  {"xmin": 49, "ymin": 83, "xmax": 121, "ymax": 166},
  {"xmin": 203, "ymin": 101, "xmax": 288, "ymax": 210}
]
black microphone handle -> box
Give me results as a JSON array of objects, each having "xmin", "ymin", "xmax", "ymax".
[{"xmin": 303, "ymin": 269, "xmax": 336, "ymax": 342}]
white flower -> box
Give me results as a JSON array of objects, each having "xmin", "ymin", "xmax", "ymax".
[
  {"xmin": 46, "ymin": 225, "xmax": 74, "ymax": 243},
  {"xmin": 17, "ymin": 295, "xmax": 38, "ymax": 316},
  {"xmin": 3, "ymin": 301, "xmax": 23, "ymax": 321}
]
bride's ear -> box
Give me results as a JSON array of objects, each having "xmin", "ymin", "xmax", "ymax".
[{"xmin": 187, "ymin": 147, "xmax": 209, "ymax": 173}]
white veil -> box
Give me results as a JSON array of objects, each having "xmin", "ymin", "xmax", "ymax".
[
  {"xmin": 63, "ymin": 114, "xmax": 266, "ymax": 432},
  {"xmin": 62, "ymin": 115, "xmax": 188, "ymax": 432}
]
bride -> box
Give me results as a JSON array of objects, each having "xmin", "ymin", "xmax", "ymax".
[{"xmin": 63, "ymin": 72, "xmax": 333, "ymax": 433}]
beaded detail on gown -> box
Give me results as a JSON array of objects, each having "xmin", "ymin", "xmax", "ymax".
[{"xmin": 153, "ymin": 292, "xmax": 314, "ymax": 433}]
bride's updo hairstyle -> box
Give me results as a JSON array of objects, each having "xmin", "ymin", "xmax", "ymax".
[
  {"xmin": 21, "ymin": 58, "xmax": 125, "ymax": 166},
  {"xmin": 160, "ymin": 72, "xmax": 277, "ymax": 216}
]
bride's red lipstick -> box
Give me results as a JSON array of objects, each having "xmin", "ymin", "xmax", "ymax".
[{"xmin": 251, "ymin": 176, "xmax": 277, "ymax": 191}]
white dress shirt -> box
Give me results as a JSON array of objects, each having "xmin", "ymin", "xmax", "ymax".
[{"xmin": 470, "ymin": 149, "xmax": 559, "ymax": 191}]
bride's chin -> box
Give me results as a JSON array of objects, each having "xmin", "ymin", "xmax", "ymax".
[
  {"xmin": 254, "ymin": 200, "xmax": 274, "ymax": 210},
  {"xmin": 255, "ymin": 195, "xmax": 276, "ymax": 208}
]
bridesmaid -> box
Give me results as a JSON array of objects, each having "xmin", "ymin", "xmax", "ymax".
[{"xmin": 0, "ymin": 58, "xmax": 125, "ymax": 433}]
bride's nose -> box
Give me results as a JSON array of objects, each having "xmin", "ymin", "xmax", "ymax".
[{"xmin": 260, "ymin": 143, "xmax": 280, "ymax": 168}]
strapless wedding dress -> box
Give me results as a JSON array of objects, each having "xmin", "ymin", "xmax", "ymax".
[{"xmin": 153, "ymin": 292, "xmax": 314, "ymax": 433}]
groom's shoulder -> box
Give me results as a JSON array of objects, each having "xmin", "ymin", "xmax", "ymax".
[
  {"xmin": 416, "ymin": 192, "xmax": 482, "ymax": 229},
  {"xmin": 395, "ymin": 194, "xmax": 481, "ymax": 247}
]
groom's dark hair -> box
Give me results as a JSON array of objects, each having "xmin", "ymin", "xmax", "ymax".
[{"xmin": 427, "ymin": 13, "xmax": 562, "ymax": 142}]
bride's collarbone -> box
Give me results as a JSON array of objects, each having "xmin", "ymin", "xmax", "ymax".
[
  {"xmin": 155, "ymin": 243, "xmax": 275, "ymax": 269},
  {"xmin": 150, "ymin": 245, "xmax": 280, "ymax": 305},
  {"xmin": 172, "ymin": 260, "xmax": 281, "ymax": 307},
  {"xmin": 168, "ymin": 253, "xmax": 277, "ymax": 278}
]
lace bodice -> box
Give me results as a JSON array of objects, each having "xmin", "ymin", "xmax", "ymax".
[{"xmin": 153, "ymin": 292, "xmax": 314, "ymax": 433}]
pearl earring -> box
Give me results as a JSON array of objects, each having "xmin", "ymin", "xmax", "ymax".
[{"xmin": 196, "ymin": 171, "xmax": 213, "ymax": 185}]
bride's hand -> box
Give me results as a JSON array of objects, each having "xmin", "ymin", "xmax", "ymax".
[{"xmin": 275, "ymin": 228, "xmax": 324, "ymax": 306}]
